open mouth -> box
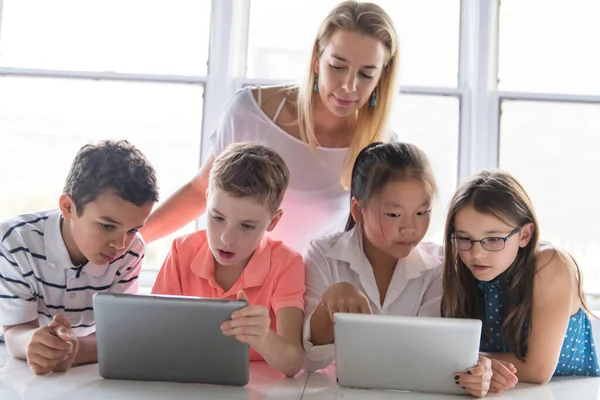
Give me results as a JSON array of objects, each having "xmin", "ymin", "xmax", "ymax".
[{"xmin": 218, "ymin": 249, "xmax": 235, "ymax": 259}]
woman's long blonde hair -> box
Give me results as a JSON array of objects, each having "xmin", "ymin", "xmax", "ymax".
[{"xmin": 293, "ymin": 1, "xmax": 399, "ymax": 189}]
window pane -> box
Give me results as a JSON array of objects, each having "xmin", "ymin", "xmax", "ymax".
[
  {"xmin": 0, "ymin": 0, "xmax": 211, "ymax": 75},
  {"xmin": 499, "ymin": 100, "xmax": 600, "ymax": 292},
  {"xmin": 247, "ymin": 0, "xmax": 459, "ymax": 87},
  {"xmin": 499, "ymin": 0, "xmax": 600, "ymax": 95},
  {"xmin": 391, "ymin": 95, "xmax": 460, "ymax": 243},
  {"xmin": 0, "ymin": 77, "xmax": 204, "ymax": 275}
]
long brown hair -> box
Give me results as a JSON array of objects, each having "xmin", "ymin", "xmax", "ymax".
[
  {"xmin": 441, "ymin": 171, "xmax": 592, "ymax": 361},
  {"xmin": 294, "ymin": 1, "xmax": 400, "ymax": 190}
]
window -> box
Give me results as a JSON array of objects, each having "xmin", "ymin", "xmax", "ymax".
[
  {"xmin": 0, "ymin": 0, "xmax": 211, "ymax": 75},
  {"xmin": 498, "ymin": 0, "xmax": 600, "ymax": 95},
  {"xmin": 247, "ymin": 0, "xmax": 460, "ymax": 87},
  {"xmin": 499, "ymin": 100, "xmax": 600, "ymax": 292},
  {"xmin": 391, "ymin": 94, "xmax": 460, "ymax": 243},
  {"xmin": 0, "ymin": 77, "xmax": 203, "ymax": 284},
  {"xmin": 497, "ymin": 0, "xmax": 600, "ymax": 293},
  {"xmin": 0, "ymin": 0, "xmax": 211, "ymax": 290}
]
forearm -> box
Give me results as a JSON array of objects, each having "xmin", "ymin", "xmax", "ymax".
[
  {"xmin": 486, "ymin": 352, "xmax": 554, "ymax": 384},
  {"xmin": 4, "ymin": 324, "xmax": 37, "ymax": 360},
  {"xmin": 255, "ymin": 330, "xmax": 304, "ymax": 377},
  {"xmin": 309, "ymin": 303, "xmax": 334, "ymax": 345},
  {"xmin": 73, "ymin": 334, "xmax": 97, "ymax": 366},
  {"xmin": 140, "ymin": 182, "xmax": 206, "ymax": 243}
]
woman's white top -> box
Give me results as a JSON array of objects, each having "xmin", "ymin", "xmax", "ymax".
[
  {"xmin": 302, "ymin": 225, "xmax": 443, "ymax": 372},
  {"xmin": 210, "ymin": 87, "xmax": 350, "ymax": 254}
]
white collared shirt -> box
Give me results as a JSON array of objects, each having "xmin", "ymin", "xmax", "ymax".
[
  {"xmin": 302, "ymin": 225, "xmax": 443, "ymax": 372},
  {"xmin": 0, "ymin": 209, "xmax": 144, "ymax": 336}
]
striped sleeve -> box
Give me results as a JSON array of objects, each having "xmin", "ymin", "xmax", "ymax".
[
  {"xmin": 108, "ymin": 238, "xmax": 144, "ymax": 295},
  {"xmin": 0, "ymin": 243, "xmax": 38, "ymax": 326}
]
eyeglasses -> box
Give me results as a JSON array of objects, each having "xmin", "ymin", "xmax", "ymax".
[{"xmin": 451, "ymin": 226, "xmax": 521, "ymax": 252}]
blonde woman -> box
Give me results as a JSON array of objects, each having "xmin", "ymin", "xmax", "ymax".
[{"xmin": 141, "ymin": 1, "xmax": 400, "ymax": 254}]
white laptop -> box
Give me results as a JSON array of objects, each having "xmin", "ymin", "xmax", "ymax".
[
  {"xmin": 334, "ymin": 313, "xmax": 482, "ymax": 395},
  {"xmin": 93, "ymin": 293, "xmax": 250, "ymax": 386}
]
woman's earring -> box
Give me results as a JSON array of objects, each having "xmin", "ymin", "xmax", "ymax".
[
  {"xmin": 370, "ymin": 90, "xmax": 377, "ymax": 107},
  {"xmin": 313, "ymin": 75, "xmax": 319, "ymax": 92}
]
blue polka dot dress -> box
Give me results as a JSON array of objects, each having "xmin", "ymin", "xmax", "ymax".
[{"xmin": 478, "ymin": 277, "xmax": 600, "ymax": 376}]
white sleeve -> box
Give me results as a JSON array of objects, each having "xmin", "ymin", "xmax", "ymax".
[
  {"xmin": 209, "ymin": 88, "xmax": 250, "ymax": 157},
  {"xmin": 0, "ymin": 244, "xmax": 38, "ymax": 327},
  {"xmin": 302, "ymin": 240, "xmax": 336, "ymax": 372},
  {"xmin": 417, "ymin": 268, "xmax": 443, "ymax": 317}
]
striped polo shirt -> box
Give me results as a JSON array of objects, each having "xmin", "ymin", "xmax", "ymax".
[{"xmin": 0, "ymin": 209, "xmax": 144, "ymax": 337}]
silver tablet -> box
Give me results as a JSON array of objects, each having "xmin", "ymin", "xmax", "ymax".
[
  {"xmin": 93, "ymin": 293, "xmax": 249, "ymax": 386},
  {"xmin": 334, "ymin": 313, "xmax": 481, "ymax": 395}
]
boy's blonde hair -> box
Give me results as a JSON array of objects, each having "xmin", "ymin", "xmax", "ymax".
[{"xmin": 209, "ymin": 143, "xmax": 290, "ymax": 213}]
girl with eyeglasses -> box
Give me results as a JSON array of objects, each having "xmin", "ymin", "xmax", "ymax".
[{"xmin": 441, "ymin": 170, "xmax": 599, "ymax": 393}]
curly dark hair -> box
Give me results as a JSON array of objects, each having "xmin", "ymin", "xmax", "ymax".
[{"xmin": 63, "ymin": 140, "xmax": 159, "ymax": 215}]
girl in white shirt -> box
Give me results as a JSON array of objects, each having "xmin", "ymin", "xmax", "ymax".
[{"xmin": 303, "ymin": 142, "xmax": 492, "ymax": 398}]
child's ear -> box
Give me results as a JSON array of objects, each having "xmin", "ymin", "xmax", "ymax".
[
  {"xmin": 266, "ymin": 209, "xmax": 283, "ymax": 232},
  {"xmin": 519, "ymin": 222, "xmax": 535, "ymax": 248},
  {"xmin": 58, "ymin": 194, "xmax": 77, "ymax": 220},
  {"xmin": 350, "ymin": 197, "xmax": 363, "ymax": 225}
]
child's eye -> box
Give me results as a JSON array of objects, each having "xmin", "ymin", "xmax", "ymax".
[
  {"xmin": 360, "ymin": 72, "xmax": 374, "ymax": 79},
  {"xmin": 241, "ymin": 224, "xmax": 255, "ymax": 230},
  {"xmin": 417, "ymin": 209, "xmax": 432, "ymax": 216},
  {"xmin": 385, "ymin": 213, "xmax": 401, "ymax": 218},
  {"xmin": 329, "ymin": 64, "xmax": 344, "ymax": 70},
  {"xmin": 127, "ymin": 229, "xmax": 138, "ymax": 234},
  {"xmin": 212, "ymin": 215, "xmax": 225, "ymax": 222},
  {"xmin": 100, "ymin": 223, "xmax": 115, "ymax": 230},
  {"xmin": 485, "ymin": 237, "xmax": 503, "ymax": 243}
]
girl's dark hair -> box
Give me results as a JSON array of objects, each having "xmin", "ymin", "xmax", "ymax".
[
  {"xmin": 345, "ymin": 142, "xmax": 438, "ymax": 231},
  {"xmin": 440, "ymin": 170, "xmax": 592, "ymax": 361}
]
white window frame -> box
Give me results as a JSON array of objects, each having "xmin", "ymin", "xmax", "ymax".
[{"xmin": 2, "ymin": 0, "xmax": 600, "ymax": 298}]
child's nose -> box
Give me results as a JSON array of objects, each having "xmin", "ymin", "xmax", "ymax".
[
  {"xmin": 400, "ymin": 220, "xmax": 417, "ymax": 235},
  {"xmin": 110, "ymin": 234, "xmax": 127, "ymax": 250},
  {"xmin": 470, "ymin": 241, "xmax": 487, "ymax": 258},
  {"xmin": 221, "ymin": 229, "xmax": 235, "ymax": 245}
]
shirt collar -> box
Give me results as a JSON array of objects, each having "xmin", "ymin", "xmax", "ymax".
[
  {"xmin": 326, "ymin": 225, "xmax": 366, "ymax": 266},
  {"xmin": 190, "ymin": 236, "xmax": 271, "ymax": 289},
  {"xmin": 44, "ymin": 209, "xmax": 108, "ymax": 278},
  {"xmin": 326, "ymin": 224, "xmax": 441, "ymax": 278},
  {"xmin": 477, "ymin": 273, "xmax": 505, "ymax": 293}
]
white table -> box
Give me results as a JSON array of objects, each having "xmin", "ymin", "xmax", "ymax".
[
  {"xmin": 4, "ymin": 344, "xmax": 600, "ymax": 400},
  {"xmin": 0, "ymin": 345, "xmax": 309, "ymax": 400},
  {"xmin": 302, "ymin": 364, "xmax": 600, "ymax": 399}
]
